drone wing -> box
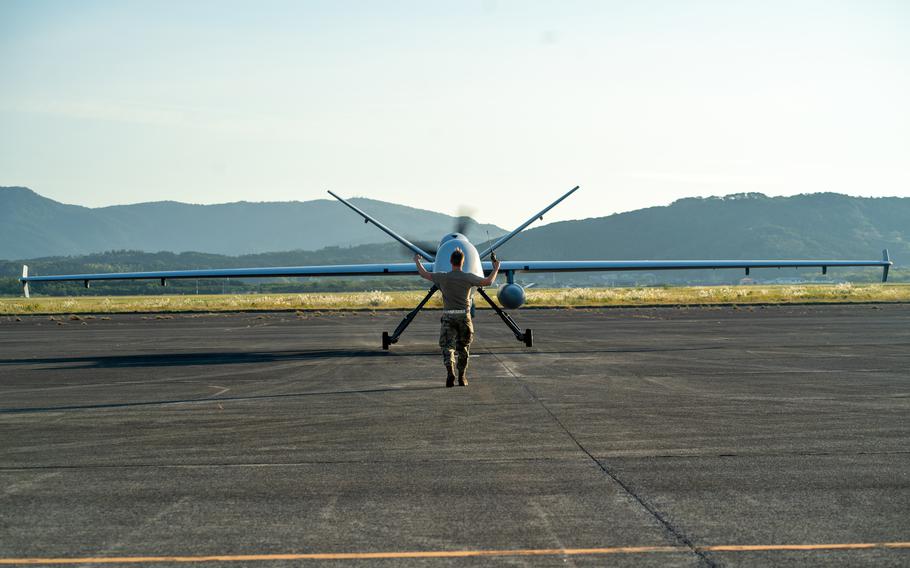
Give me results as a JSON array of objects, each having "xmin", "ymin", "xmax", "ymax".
[
  {"xmin": 474, "ymin": 187, "xmax": 892, "ymax": 282},
  {"xmin": 485, "ymin": 250, "xmax": 893, "ymax": 282},
  {"xmin": 18, "ymin": 262, "xmax": 432, "ymax": 298}
]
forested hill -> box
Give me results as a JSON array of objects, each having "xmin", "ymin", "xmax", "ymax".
[
  {"xmin": 2, "ymin": 192, "xmax": 906, "ymax": 279},
  {"xmin": 495, "ymin": 193, "xmax": 908, "ymax": 262},
  {"xmin": 0, "ymin": 187, "xmax": 506, "ymax": 259}
]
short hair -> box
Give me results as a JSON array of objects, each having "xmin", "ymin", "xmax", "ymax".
[{"xmin": 450, "ymin": 248, "xmax": 464, "ymax": 266}]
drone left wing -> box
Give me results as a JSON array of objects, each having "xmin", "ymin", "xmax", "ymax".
[{"xmin": 18, "ymin": 262, "xmax": 428, "ymax": 298}]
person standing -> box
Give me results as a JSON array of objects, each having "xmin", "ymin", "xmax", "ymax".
[{"xmin": 415, "ymin": 249, "xmax": 500, "ymax": 387}]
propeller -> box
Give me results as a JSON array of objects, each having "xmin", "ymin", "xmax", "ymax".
[
  {"xmin": 409, "ymin": 239, "xmax": 440, "ymax": 258},
  {"xmin": 454, "ymin": 212, "xmax": 474, "ymax": 236},
  {"xmin": 404, "ymin": 207, "xmax": 478, "ymax": 259}
]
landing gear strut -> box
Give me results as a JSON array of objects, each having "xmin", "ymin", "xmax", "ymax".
[
  {"xmin": 476, "ymin": 288, "xmax": 533, "ymax": 347},
  {"xmin": 382, "ymin": 285, "xmax": 438, "ymax": 350}
]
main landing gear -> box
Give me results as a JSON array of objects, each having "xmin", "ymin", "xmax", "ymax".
[
  {"xmin": 382, "ymin": 285, "xmax": 439, "ymax": 350},
  {"xmin": 476, "ymin": 288, "xmax": 533, "ymax": 347},
  {"xmin": 380, "ymin": 285, "xmax": 532, "ymax": 349}
]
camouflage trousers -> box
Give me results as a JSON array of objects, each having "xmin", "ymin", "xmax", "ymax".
[{"xmin": 439, "ymin": 313, "xmax": 474, "ymax": 377}]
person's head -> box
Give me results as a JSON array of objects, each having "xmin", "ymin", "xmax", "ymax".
[{"xmin": 450, "ymin": 248, "xmax": 465, "ymax": 269}]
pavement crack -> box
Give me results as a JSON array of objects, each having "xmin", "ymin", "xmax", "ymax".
[{"xmin": 484, "ymin": 347, "xmax": 717, "ymax": 568}]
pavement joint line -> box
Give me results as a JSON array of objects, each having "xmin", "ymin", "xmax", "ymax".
[
  {"xmin": 482, "ymin": 346, "xmax": 717, "ymax": 567},
  {"xmin": 0, "ymin": 457, "xmax": 586, "ymax": 471},
  {"xmin": 0, "ymin": 398, "xmax": 534, "ymax": 414},
  {"xmin": 1, "ymin": 543, "xmax": 908, "ymax": 564},
  {"xmin": 0, "ymin": 385, "xmax": 449, "ymax": 414},
  {"xmin": 5, "ymin": 447, "xmax": 908, "ymax": 470}
]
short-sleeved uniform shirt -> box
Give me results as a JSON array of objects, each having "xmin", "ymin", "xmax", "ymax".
[{"xmin": 431, "ymin": 270, "xmax": 486, "ymax": 311}]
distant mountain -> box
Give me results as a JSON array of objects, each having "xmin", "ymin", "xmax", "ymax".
[
  {"xmin": 2, "ymin": 189, "xmax": 906, "ymax": 272},
  {"xmin": 0, "ymin": 187, "xmax": 506, "ymax": 259},
  {"xmin": 495, "ymin": 192, "xmax": 908, "ymax": 263}
]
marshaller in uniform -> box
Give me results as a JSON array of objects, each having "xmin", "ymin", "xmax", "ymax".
[{"xmin": 415, "ymin": 249, "xmax": 501, "ymax": 387}]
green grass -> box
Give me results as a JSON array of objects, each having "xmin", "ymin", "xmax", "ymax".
[
  {"xmin": 524, "ymin": 283, "xmax": 910, "ymax": 306},
  {"xmin": 1, "ymin": 283, "xmax": 908, "ymax": 315}
]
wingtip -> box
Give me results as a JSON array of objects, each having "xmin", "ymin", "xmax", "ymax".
[{"xmin": 21, "ymin": 265, "xmax": 29, "ymax": 298}]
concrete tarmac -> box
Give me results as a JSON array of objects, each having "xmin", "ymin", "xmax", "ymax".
[{"xmin": 1, "ymin": 304, "xmax": 908, "ymax": 566}]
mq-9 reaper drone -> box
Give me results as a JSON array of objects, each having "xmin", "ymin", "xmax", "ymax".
[{"xmin": 19, "ymin": 186, "xmax": 893, "ymax": 349}]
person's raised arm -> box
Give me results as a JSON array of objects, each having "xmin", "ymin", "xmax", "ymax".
[
  {"xmin": 414, "ymin": 254, "xmax": 434, "ymax": 282},
  {"xmin": 478, "ymin": 253, "xmax": 501, "ymax": 287}
]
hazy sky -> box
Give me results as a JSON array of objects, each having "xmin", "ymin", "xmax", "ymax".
[{"xmin": 1, "ymin": 0, "xmax": 908, "ymax": 228}]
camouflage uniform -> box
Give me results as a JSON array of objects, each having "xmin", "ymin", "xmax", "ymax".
[
  {"xmin": 431, "ymin": 269, "xmax": 485, "ymax": 386},
  {"xmin": 439, "ymin": 313, "xmax": 474, "ymax": 382}
]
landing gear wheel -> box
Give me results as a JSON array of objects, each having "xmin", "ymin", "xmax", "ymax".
[
  {"xmin": 523, "ymin": 329, "xmax": 533, "ymax": 347},
  {"xmin": 381, "ymin": 331, "xmax": 391, "ymax": 350}
]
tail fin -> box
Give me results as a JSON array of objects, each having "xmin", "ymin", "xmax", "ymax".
[
  {"xmin": 478, "ymin": 185, "xmax": 579, "ymax": 259},
  {"xmin": 882, "ymin": 249, "xmax": 891, "ymax": 283},
  {"xmin": 21, "ymin": 265, "xmax": 30, "ymax": 298}
]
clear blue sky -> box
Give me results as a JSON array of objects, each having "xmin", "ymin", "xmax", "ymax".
[{"xmin": 1, "ymin": 0, "xmax": 908, "ymax": 227}]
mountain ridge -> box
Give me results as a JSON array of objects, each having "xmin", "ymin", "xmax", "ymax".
[
  {"xmin": 0, "ymin": 187, "xmax": 507, "ymax": 259},
  {"xmin": 493, "ymin": 192, "xmax": 907, "ymax": 262},
  {"xmin": 2, "ymin": 187, "xmax": 907, "ymax": 267}
]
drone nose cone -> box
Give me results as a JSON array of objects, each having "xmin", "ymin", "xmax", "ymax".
[
  {"xmin": 439, "ymin": 233, "xmax": 466, "ymax": 247},
  {"xmin": 435, "ymin": 236, "xmax": 482, "ymax": 277}
]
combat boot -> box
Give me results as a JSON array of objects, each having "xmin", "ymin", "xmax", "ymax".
[
  {"xmin": 445, "ymin": 365, "xmax": 456, "ymax": 388},
  {"xmin": 457, "ymin": 373, "xmax": 468, "ymax": 387}
]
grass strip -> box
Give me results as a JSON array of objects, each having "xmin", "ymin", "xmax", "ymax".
[{"xmin": 1, "ymin": 283, "xmax": 908, "ymax": 315}]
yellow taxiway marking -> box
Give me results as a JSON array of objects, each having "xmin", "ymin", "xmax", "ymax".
[{"xmin": 1, "ymin": 542, "xmax": 908, "ymax": 564}]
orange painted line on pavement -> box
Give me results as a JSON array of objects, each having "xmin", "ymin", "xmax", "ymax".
[
  {"xmin": 701, "ymin": 542, "xmax": 910, "ymax": 552},
  {"xmin": 0, "ymin": 542, "xmax": 907, "ymax": 564}
]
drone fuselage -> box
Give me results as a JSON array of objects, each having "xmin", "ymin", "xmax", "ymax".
[{"xmin": 434, "ymin": 233, "xmax": 484, "ymax": 278}]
